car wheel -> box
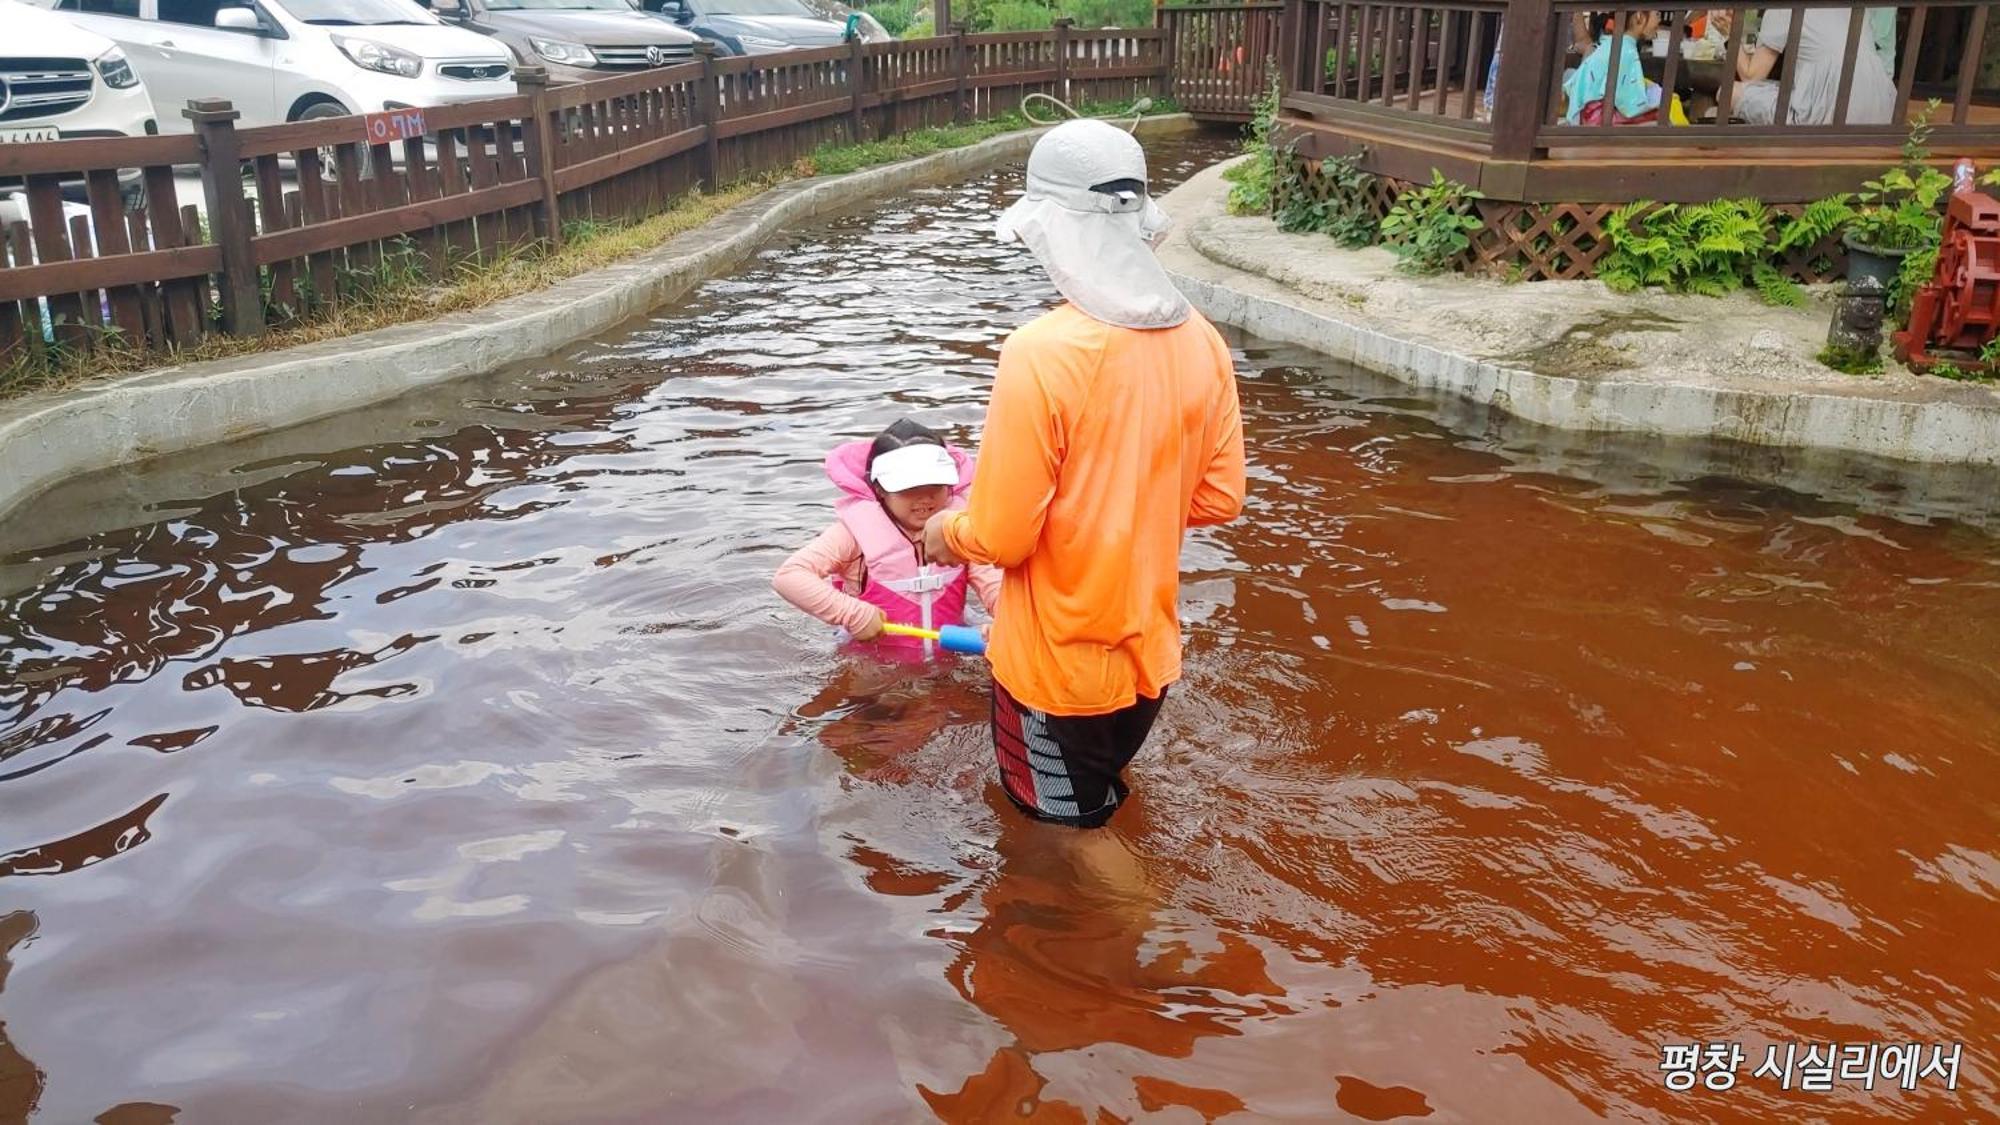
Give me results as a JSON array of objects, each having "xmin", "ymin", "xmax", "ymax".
[{"xmin": 296, "ymin": 100, "xmax": 370, "ymax": 183}]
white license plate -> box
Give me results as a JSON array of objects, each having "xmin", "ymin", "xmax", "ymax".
[{"xmin": 0, "ymin": 128, "xmax": 62, "ymax": 143}]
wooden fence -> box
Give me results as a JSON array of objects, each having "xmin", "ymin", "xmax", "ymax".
[
  {"xmin": 1161, "ymin": 3, "xmax": 1287, "ymax": 119},
  {"xmin": 0, "ymin": 23, "xmax": 1168, "ymax": 366}
]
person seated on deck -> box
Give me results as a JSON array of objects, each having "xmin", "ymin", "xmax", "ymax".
[
  {"xmin": 1562, "ymin": 9, "xmax": 1666, "ymax": 124},
  {"xmin": 1719, "ymin": 6, "xmax": 1897, "ymax": 125}
]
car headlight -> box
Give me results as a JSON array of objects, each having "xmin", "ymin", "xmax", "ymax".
[
  {"xmin": 529, "ymin": 38, "xmax": 597, "ymax": 66},
  {"xmin": 857, "ymin": 14, "xmax": 890, "ymax": 42},
  {"xmin": 333, "ymin": 36, "xmax": 423, "ymax": 78},
  {"xmin": 736, "ymin": 34, "xmax": 786, "ymax": 50},
  {"xmin": 94, "ymin": 48, "xmax": 141, "ymax": 89}
]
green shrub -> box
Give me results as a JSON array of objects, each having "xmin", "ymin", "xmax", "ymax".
[
  {"xmin": 1380, "ymin": 171, "xmax": 1482, "ymax": 274},
  {"xmin": 980, "ymin": 0, "xmax": 1055, "ymax": 29},
  {"xmin": 1223, "ymin": 78, "xmax": 1280, "ymax": 215},
  {"xmin": 858, "ymin": 0, "xmax": 921, "ymax": 35},
  {"xmin": 1064, "ymin": 0, "xmax": 1151, "ymax": 27},
  {"xmin": 1894, "ymin": 243, "xmax": 1939, "ymax": 320},
  {"xmin": 1849, "ymin": 102, "xmax": 1950, "ymax": 253},
  {"xmin": 1274, "ymin": 153, "xmax": 1377, "ymax": 247}
]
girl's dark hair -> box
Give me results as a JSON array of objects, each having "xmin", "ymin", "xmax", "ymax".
[{"xmin": 866, "ymin": 418, "xmax": 945, "ymax": 471}]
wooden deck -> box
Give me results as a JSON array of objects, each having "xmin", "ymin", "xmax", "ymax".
[{"xmin": 1274, "ymin": 0, "xmax": 2000, "ymax": 204}]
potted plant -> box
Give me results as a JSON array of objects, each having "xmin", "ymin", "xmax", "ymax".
[{"xmin": 1844, "ymin": 104, "xmax": 1951, "ymax": 288}]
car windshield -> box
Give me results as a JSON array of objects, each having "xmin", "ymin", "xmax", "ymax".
[
  {"xmin": 277, "ymin": 0, "xmax": 433, "ymax": 23},
  {"xmin": 485, "ymin": 0, "xmax": 634, "ymax": 10},
  {"xmin": 697, "ymin": 0, "xmax": 818, "ymax": 14}
]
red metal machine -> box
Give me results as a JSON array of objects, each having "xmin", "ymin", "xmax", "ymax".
[{"xmin": 1894, "ymin": 186, "xmax": 2000, "ymax": 371}]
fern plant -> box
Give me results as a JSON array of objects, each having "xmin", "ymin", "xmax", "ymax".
[
  {"xmin": 1777, "ymin": 196, "xmax": 1855, "ymax": 254},
  {"xmin": 1380, "ymin": 171, "xmax": 1483, "ymax": 274},
  {"xmin": 1600, "ymin": 199, "xmax": 1794, "ymax": 301}
]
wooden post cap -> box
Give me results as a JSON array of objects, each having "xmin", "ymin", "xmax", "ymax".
[
  {"xmin": 514, "ymin": 64, "xmax": 549, "ymax": 86},
  {"xmin": 694, "ymin": 40, "xmax": 720, "ymax": 56},
  {"xmin": 182, "ymin": 98, "xmax": 240, "ymax": 124}
]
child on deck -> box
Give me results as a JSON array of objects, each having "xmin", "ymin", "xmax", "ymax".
[
  {"xmin": 1562, "ymin": 10, "xmax": 1665, "ymax": 124},
  {"xmin": 774, "ymin": 418, "xmax": 1001, "ymax": 651}
]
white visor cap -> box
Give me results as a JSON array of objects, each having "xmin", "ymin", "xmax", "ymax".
[
  {"xmin": 994, "ymin": 119, "xmax": 1190, "ymax": 330},
  {"xmin": 870, "ymin": 444, "xmax": 958, "ymax": 492}
]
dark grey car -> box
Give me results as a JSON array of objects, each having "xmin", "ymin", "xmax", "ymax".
[
  {"xmin": 645, "ymin": 0, "xmax": 886, "ymax": 56},
  {"xmin": 423, "ymin": 0, "xmax": 702, "ymax": 83}
]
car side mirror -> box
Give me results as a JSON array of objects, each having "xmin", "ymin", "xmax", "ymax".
[{"xmin": 214, "ymin": 6, "xmax": 264, "ymax": 31}]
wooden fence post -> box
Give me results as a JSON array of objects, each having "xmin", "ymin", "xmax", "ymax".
[
  {"xmin": 1157, "ymin": 3, "xmax": 1177, "ymax": 104},
  {"xmin": 696, "ymin": 41, "xmax": 723, "ymax": 191},
  {"xmin": 1486, "ymin": 0, "xmax": 1551, "ymax": 176},
  {"xmin": 952, "ymin": 22, "xmax": 970, "ymax": 123},
  {"xmin": 1054, "ymin": 17, "xmax": 1073, "ymax": 106},
  {"xmin": 186, "ymin": 98, "xmax": 262, "ymax": 338},
  {"xmin": 516, "ymin": 66, "xmax": 564, "ymax": 249},
  {"xmin": 848, "ymin": 33, "xmax": 868, "ymax": 143}
]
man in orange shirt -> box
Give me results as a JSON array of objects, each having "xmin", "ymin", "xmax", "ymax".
[{"xmin": 924, "ymin": 119, "xmax": 1246, "ymax": 829}]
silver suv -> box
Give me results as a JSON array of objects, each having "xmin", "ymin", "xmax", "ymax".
[{"xmin": 425, "ymin": 0, "xmax": 699, "ymax": 84}]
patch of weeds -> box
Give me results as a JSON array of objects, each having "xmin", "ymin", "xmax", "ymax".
[
  {"xmin": 1380, "ymin": 171, "xmax": 1482, "ymax": 275},
  {"xmin": 1223, "ymin": 77, "xmax": 1280, "ymax": 216},
  {"xmin": 1817, "ymin": 343, "xmax": 1884, "ymax": 375}
]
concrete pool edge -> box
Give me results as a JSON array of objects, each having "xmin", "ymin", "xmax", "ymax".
[
  {"xmin": 1157, "ymin": 160, "xmax": 2000, "ymax": 469},
  {"xmin": 0, "ymin": 115, "xmax": 1199, "ymax": 526}
]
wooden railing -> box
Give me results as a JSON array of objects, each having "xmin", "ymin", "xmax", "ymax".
[
  {"xmin": 1161, "ymin": 3, "xmax": 1287, "ymax": 118},
  {"xmin": 1284, "ymin": 0, "xmax": 1507, "ymax": 136},
  {"xmin": 0, "ymin": 25, "xmax": 1167, "ymax": 366},
  {"xmin": 1281, "ymin": 0, "xmax": 2000, "ymax": 173}
]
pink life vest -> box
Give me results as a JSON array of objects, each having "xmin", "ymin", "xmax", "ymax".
[{"xmin": 825, "ymin": 439, "xmax": 974, "ymax": 653}]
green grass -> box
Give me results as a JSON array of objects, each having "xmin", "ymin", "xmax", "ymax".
[
  {"xmin": 861, "ymin": 0, "xmax": 1154, "ymax": 34},
  {"xmin": 800, "ymin": 114, "xmax": 1034, "ymax": 175},
  {"xmin": 799, "ymin": 97, "xmax": 1173, "ymax": 177}
]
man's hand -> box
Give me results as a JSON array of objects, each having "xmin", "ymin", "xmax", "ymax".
[
  {"xmin": 854, "ymin": 611, "xmax": 886, "ymax": 641},
  {"xmin": 922, "ymin": 510, "xmax": 962, "ymax": 567}
]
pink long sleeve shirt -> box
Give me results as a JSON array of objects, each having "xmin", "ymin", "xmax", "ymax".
[{"xmin": 774, "ymin": 521, "xmax": 1003, "ymax": 636}]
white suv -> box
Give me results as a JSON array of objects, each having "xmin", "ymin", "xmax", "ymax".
[
  {"xmin": 42, "ymin": 0, "xmax": 516, "ymax": 130},
  {"xmin": 2, "ymin": 0, "xmax": 158, "ymax": 205},
  {"xmin": 2, "ymin": 0, "xmax": 159, "ymax": 144}
]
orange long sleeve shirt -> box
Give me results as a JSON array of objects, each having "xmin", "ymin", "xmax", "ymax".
[{"xmin": 941, "ymin": 303, "xmax": 1246, "ymax": 716}]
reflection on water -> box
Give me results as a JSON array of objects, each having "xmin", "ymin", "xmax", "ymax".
[{"xmin": 2, "ymin": 132, "xmax": 1998, "ymax": 1122}]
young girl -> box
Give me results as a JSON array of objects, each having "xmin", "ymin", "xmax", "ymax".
[
  {"xmin": 1562, "ymin": 10, "xmax": 1666, "ymax": 124},
  {"xmin": 774, "ymin": 419, "xmax": 1002, "ymax": 653}
]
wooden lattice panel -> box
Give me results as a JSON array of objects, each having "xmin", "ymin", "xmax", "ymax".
[
  {"xmin": 1283, "ymin": 158, "xmax": 1847, "ymax": 285},
  {"xmin": 1469, "ymin": 202, "xmax": 1612, "ymax": 281}
]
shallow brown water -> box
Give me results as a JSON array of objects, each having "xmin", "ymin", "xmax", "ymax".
[{"xmin": 3, "ymin": 134, "xmax": 1999, "ymax": 1123}]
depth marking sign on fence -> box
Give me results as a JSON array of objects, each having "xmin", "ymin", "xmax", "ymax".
[{"xmin": 363, "ymin": 108, "xmax": 429, "ymax": 145}]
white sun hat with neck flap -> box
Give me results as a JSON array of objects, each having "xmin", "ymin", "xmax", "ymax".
[{"xmin": 994, "ymin": 118, "xmax": 1192, "ymax": 330}]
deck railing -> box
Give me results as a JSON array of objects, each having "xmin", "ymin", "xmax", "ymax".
[
  {"xmin": 0, "ymin": 25, "xmax": 1168, "ymax": 366},
  {"xmin": 1281, "ymin": 0, "xmax": 2000, "ymax": 166},
  {"xmin": 1160, "ymin": 3, "xmax": 1287, "ymax": 119}
]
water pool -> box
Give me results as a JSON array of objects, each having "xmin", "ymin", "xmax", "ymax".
[{"xmin": 2, "ymin": 134, "xmax": 1997, "ymax": 1122}]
